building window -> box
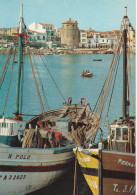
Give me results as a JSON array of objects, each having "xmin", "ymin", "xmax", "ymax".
[
  {"xmin": 43, "ymin": 36, "xmax": 45, "ymax": 40},
  {"xmin": 82, "ymin": 34, "xmax": 86, "ymax": 37},
  {"xmin": 96, "ymin": 34, "xmax": 100, "ymax": 38},
  {"xmin": 10, "ymin": 123, "xmax": 13, "ymax": 131},
  {"xmin": 51, "ymin": 32, "xmax": 54, "ymax": 36},
  {"xmin": 37, "ymin": 35, "xmax": 40, "ymax": 40},
  {"xmin": 82, "ymin": 39, "xmax": 86, "ymax": 43}
]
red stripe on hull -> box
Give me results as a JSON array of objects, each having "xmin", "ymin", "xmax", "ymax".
[{"xmin": 0, "ymin": 161, "xmax": 73, "ymax": 172}]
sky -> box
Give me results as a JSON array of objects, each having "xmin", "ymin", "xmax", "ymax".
[{"xmin": 0, "ymin": 0, "xmax": 136, "ymax": 31}]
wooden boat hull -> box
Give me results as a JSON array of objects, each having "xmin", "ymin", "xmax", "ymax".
[
  {"xmin": 81, "ymin": 73, "xmax": 93, "ymax": 77},
  {"xmin": 0, "ymin": 145, "xmax": 75, "ymax": 195},
  {"xmin": 93, "ymin": 59, "xmax": 102, "ymax": 61},
  {"xmin": 74, "ymin": 148, "xmax": 135, "ymax": 195}
]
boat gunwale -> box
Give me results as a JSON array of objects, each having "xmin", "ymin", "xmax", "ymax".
[{"xmin": 0, "ymin": 144, "xmax": 75, "ymax": 153}]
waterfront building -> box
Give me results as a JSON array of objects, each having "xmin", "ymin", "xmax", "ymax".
[
  {"xmin": 54, "ymin": 28, "xmax": 61, "ymax": 41},
  {"xmin": 0, "ymin": 28, "xmax": 19, "ymax": 47},
  {"xmin": 79, "ymin": 30, "xmax": 119, "ymax": 48},
  {"xmin": 79, "ymin": 30, "xmax": 88, "ymax": 48},
  {"xmin": 6, "ymin": 27, "xmax": 19, "ymax": 35},
  {"xmin": 61, "ymin": 18, "xmax": 80, "ymax": 48},
  {"xmin": 28, "ymin": 22, "xmax": 55, "ymax": 43},
  {"xmin": 28, "ymin": 29, "xmax": 45, "ymax": 43}
]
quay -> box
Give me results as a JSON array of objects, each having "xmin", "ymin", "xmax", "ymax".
[{"xmin": 0, "ymin": 47, "xmax": 135, "ymax": 55}]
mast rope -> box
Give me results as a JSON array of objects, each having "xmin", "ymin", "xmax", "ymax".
[
  {"xmin": 93, "ymin": 52, "xmax": 121, "ymax": 142},
  {"xmin": 93, "ymin": 31, "xmax": 123, "ymax": 115},
  {"xmin": 87, "ymin": 28, "xmax": 125, "ymax": 144},
  {"xmin": 32, "ymin": 54, "xmax": 50, "ymax": 111},
  {"xmin": 40, "ymin": 55, "xmax": 66, "ymax": 103},
  {"xmin": 100, "ymin": 52, "xmax": 121, "ymax": 139},
  {"xmin": 100, "ymin": 52, "xmax": 121, "ymax": 117},
  {"xmin": 94, "ymin": 32, "xmax": 123, "ymax": 119},
  {"xmin": 0, "ymin": 48, "xmax": 12, "ymax": 87},
  {"xmin": 28, "ymin": 49, "xmax": 46, "ymax": 121},
  {"xmin": 3, "ymin": 50, "xmax": 16, "ymax": 115}
]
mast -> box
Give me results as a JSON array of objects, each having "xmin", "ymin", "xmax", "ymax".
[
  {"xmin": 15, "ymin": 4, "xmax": 24, "ymax": 116},
  {"xmin": 122, "ymin": 7, "xmax": 129, "ymax": 118}
]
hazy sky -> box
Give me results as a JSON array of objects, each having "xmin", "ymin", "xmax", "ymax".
[{"xmin": 0, "ymin": 0, "xmax": 136, "ymax": 31}]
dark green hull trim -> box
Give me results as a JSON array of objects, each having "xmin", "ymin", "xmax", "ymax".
[{"xmin": 0, "ymin": 135, "xmax": 19, "ymax": 147}]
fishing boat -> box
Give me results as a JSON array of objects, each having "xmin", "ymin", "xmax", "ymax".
[
  {"xmin": 81, "ymin": 70, "xmax": 93, "ymax": 77},
  {"xmin": 73, "ymin": 7, "xmax": 135, "ymax": 195},
  {"xmin": 0, "ymin": 5, "xmax": 98, "ymax": 195},
  {"xmin": 93, "ymin": 59, "xmax": 102, "ymax": 61}
]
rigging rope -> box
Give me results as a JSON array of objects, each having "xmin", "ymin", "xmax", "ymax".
[
  {"xmin": 0, "ymin": 48, "xmax": 12, "ymax": 88},
  {"xmin": 94, "ymin": 33, "xmax": 123, "ymax": 119},
  {"xmin": 40, "ymin": 55, "xmax": 66, "ymax": 103},
  {"xmin": 87, "ymin": 26, "xmax": 126, "ymax": 144},
  {"xmin": 3, "ymin": 50, "xmax": 16, "ymax": 115},
  {"xmin": 101, "ymin": 51, "xmax": 121, "ymax": 139},
  {"xmin": 32, "ymin": 54, "xmax": 50, "ymax": 111},
  {"xmin": 28, "ymin": 49, "xmax": 46, "ymax": 121},
  {"xmin": 93, "ymin": 31, "xmax": 123, "ymax": 115}
]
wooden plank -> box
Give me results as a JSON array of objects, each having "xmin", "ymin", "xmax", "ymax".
[
  {"xmin": 103, "ymin": 178, "xmax": 135, "ymax": 195},
  {"xmin": 98, "ymin": 149, "xmax": 102, "ymax": 195},
  {"xmin": 58, "ymin": 107, "xmax": 69, "ymax": 118},
  {"xmin": 102, "ymin": 151, "xmax": 135, "ymax": 173}
]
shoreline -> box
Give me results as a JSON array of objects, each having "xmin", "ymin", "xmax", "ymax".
[{"xmin": 0, "ymin": 48, "xmax": 135, "ymax": 55}]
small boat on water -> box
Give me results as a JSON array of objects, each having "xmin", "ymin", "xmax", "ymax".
[
  {"xmin": 81, "ymin": 70, "xmax": 93, "ymax": 77},
  {"xmin": 35, "ymin": 53, "xmax": 43, "ymax": 55},
  {"xmin": 93, "ymin": 59, "xmax": 102, "ymax": 61},
  {"xmin": 73, "ymin": 7, "xmax": 135, "ymax": 195},
  {"xmin": 0, "ymin": 5, "xmax": 98, "ymax": 195}
]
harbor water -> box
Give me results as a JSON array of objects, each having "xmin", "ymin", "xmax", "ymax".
[{"xmin": 0, "ymin": 53, "xmax": 135, "ymax": 195}]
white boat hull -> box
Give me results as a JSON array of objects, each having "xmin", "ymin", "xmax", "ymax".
[{"xmin": 0, "ymin": 145, "xmax": 74, "ymax": 195}]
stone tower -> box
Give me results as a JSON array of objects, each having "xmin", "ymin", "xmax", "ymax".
[{"xmin": 61, "ymin": 18, "xmax": 80, "ymax": 48}]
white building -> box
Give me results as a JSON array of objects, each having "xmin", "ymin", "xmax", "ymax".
[
  {"xmin": 79, "ymin": 30, "xmax": 119, "ymax": 48},
  {"xmin": 28, "ymin": 29, "xmax": 46, "ymax": 43},
  {"xmin": 79, "ymin": 30, "xmax": 88, "ymax": 48},
  {"xmin": 28, "ymin": 22, "xmax": 55, "ymax": 43}
]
